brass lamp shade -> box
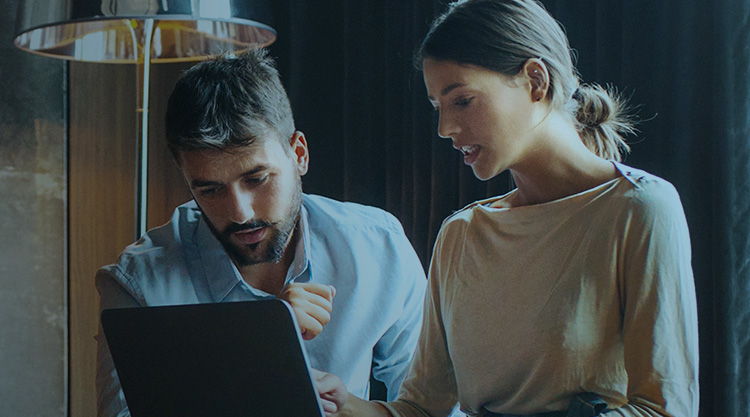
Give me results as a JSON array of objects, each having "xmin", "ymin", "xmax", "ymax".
[{"xmin": 13, "ymin": 0, "xmax": 276, "ymax": 63}]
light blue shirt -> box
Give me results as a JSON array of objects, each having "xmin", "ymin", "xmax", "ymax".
[{"xmin": 96, "ymin": 194, "xmax": 427, "ymax": 417}]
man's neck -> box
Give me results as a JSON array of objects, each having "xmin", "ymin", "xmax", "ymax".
[{"xmin": 237, "ymin": 232, "xmax": 298, "ymax": 296}]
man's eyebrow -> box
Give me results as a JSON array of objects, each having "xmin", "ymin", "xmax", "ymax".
[
  {"xmin": 190, "ymin": 178, "xmax": 218, "ymax": 188},
  {"xmin": 190, "ymin": 165, "xmax": 269, "ymax": 188},
  {"xmin": 427, "ymin": 82, "xmax": 467, "ymax": 101}
]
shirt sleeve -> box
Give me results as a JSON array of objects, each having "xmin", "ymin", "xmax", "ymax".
[
  {"xmin": 370, "ymin": 224, "xmax": 428, "ymax": 401},
  {"xmin": 384, "ymin": 225, "xmax": 464, "ymax": 417},
  {"xmin": 95, "ymin": 268, "xmax": 140, "ymax": 417},
  {"xmin": 606, "ymin": 183, "xmax": 699, "ymax": 416}
]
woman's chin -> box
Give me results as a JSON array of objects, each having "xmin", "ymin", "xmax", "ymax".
[{"xmin": 471, "ymin": 165, "xmax": 500, "ymax": 181}]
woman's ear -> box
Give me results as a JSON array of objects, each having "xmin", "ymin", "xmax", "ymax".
[{"xmin": 522, "ymin": 58, "xmax": 549, "ymax": 102}]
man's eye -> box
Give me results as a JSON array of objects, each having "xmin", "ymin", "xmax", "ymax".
[
  {"xmin": 246, "ymin": 174, "xmax": 268, "ymax": 185},
  {"xmin": 199, "ymin": 188, "xmax": 220, "ymax": 197}
]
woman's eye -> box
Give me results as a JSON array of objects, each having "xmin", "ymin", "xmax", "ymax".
[{"xmin": 454, "ymin": 97, "xmax": 474, "ymax": 107}]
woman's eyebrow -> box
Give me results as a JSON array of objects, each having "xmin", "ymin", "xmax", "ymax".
[{"xmin": 427, "ymin": 82, "xmax": 467, "ymax": 100}]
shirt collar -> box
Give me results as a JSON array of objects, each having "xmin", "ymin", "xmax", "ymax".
[{"xmin": 286, "ymin": 203, "xmax": 312, "ymax": 284}]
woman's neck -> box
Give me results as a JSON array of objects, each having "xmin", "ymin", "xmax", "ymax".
[{"xmin": 504, "ymin": 113, "xmax": 620, "ymax": 208}]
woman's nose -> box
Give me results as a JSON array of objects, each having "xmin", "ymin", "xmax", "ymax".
[{"xmin": 437, "ymin": 111, "xmax": 459, "ymax": 139}]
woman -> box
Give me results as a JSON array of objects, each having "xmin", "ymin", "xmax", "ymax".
[{"xmin": 315, "ymin": 0, "xmax": 699, "ymax": 416}]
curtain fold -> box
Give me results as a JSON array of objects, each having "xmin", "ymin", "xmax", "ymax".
[
  {"xmin": 268, "ymin": 1, "xmax": 750, "ymax": 414},
  {"xmin": 713, "ymin": 0, "xmax": 750, "ymax": 415}
]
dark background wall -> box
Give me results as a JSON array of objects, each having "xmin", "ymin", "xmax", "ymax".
[{"xmin": 0, "ymin": 1, "xmax": 67, "ymax": 415}]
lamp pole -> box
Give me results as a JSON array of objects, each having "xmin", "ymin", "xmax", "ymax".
[{"xmin": 133, "ymin": 18, "xmax": 154, "ymax": 239}]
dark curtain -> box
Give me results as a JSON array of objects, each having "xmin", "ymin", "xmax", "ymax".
[
  {"xmin": 267, "ymin": 0, "xmax": 750, "ymax": 415},
  {"xmin": 712, "ymin": 0, "xmax": 750, "ymax": 415}
]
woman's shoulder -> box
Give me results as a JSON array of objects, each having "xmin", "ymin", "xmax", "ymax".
[
  {"xmin": 440, "ymin": 196, "xmax": 498, "ymax": 227},
  {"xmin": 612, "ymin": 162, "xmax": 685, "ymax": 218}
]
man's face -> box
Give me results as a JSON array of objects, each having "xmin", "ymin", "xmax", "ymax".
[{"xmin": 178, "ymin": 133, "xmax": 309, "ymax": 267}]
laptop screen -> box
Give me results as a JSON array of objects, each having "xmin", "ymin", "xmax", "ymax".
[{"xmin": 101, "ymin": 299, "xmax": 325, "ymax": 417}]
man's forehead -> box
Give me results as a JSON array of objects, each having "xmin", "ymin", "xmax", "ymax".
[
  {"xmin": 180, "ymin": 139, "xmax": 288, "ymax": 178},
  {"xmin": 182, "ymin": 138, "xmax": 277, "ymax": 162}
]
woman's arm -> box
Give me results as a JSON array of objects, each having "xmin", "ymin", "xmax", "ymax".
[{"xmin": 609, "ymin": 183, "xmax": 699, "ymax": 416}]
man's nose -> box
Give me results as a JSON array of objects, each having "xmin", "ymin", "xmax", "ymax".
[{"xmin": 226, "ymin": 187, "xmax": 255, "ymax": 225}]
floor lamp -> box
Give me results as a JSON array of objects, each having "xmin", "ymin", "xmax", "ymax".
[{"xmin": 14, "ymin": 0, "xmax": 276, "ymax": 240}]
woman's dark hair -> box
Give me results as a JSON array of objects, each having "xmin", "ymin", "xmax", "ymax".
[
  {"xmin": 417, "ymin": 0, "xmax": 634, "ymax": 161},
  {"xmin": 165, "ymin": 47, "xmax": 295, "ymax": 160}
]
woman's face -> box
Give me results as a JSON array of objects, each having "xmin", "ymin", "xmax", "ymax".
[{"xmin": 423, "ymin": 58, "xmax": 541, "ymax": 180}]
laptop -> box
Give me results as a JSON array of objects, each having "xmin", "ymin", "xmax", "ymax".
[{"xmin": 101, "ymin": 299, "xmax": 325, "ymax": 417}]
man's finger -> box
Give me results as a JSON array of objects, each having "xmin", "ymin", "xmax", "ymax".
[
  {"xmin": 296, "ymin": 313, "xmax": 324, "ymax": 340},
  {"xmin": 301, "ymin": 294, "xmax": 333, "ymax": 313},
  {"xmin": 290, "ymin": 299, "xmax": 331, "ymax": 325},
  {"xmin": 297, "ymin": 283, "xmax": 336, "ymax": 301},
  {"xmin": 284, "ymin": 285, "xmax": 334, "ymax": 312}
]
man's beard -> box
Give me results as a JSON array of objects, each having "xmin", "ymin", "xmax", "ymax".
[{"xmin": 204, "ymin": 183, "xmax": 302, "ymax": 267}]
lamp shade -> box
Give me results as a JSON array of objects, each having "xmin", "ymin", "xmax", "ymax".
[{"xmin": 13, "ymin": 0, "xmax": 276, "ymax": 63}]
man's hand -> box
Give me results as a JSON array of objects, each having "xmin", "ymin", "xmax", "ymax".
[
  {"xmin": 311, "ymin": 369, "xmax": 350, "ymax": 416},
  {"xmin": 279, "ymin": 283, "xmax": 336, "ymax": 340}
]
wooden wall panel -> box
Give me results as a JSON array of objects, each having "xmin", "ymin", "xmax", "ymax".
[
  {"xmin": 69, "ymin": 61, "xmax": 191, "ymax": 416},
  {"xmin": 146, "ymin": 63, "xmax": 194, "ymax": 228}
]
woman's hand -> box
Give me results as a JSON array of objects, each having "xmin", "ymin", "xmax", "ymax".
[
  {"xmin": 311, "ymin": 369, "xmax": 350, "ymax": 416},
  {"xmin": 311, "ymin": 369, "xmax": 395, "ymax": 417}
]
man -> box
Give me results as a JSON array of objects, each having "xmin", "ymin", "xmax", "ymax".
[{"xmin": 95, "ymin": 48, "xmax": 427, "ymax": 416}]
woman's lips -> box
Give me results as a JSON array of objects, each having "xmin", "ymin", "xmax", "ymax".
[
  {"xmin": 233, "ymin": 227, "xmax": 267, "ymax": 245},
  {"xmin": 458, "ymin": 145, "xmax": 480, "ymax": 165}
]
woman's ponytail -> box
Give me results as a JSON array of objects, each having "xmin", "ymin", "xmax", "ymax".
[{"xmin": 573, "ymin": 84, "xmax": 635, "ymax": 162}]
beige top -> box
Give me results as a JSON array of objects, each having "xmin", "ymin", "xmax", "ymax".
[{"xmin": 382, "ymin": 164, "xmax": 699, "ymax": 417}]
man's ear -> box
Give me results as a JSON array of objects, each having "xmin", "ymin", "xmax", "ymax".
[
  {"xmin": 522, "ymin": 58, "xmax": 550, "ymax": 103},
  {"xmin": 289, "ymin": 131, "xmax": 309, "ymax": 176}
]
